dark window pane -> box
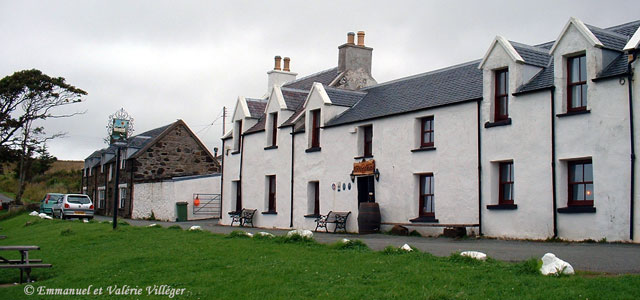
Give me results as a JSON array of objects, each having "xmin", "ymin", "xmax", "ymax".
[
  {"xmin": 497, "ymin": 72, "xmax": 505, "ymax": 93},
  {"xmin": 501, "ymin": 164, "xmax": 509, "ymax": 182},
  {"xmin": 585, "ymin": 183, "xmax": 594, "ymax": 200},
  {"xmin": 581, "ymin": 84, "xmax": 587, "ymax": 107},
  {"xmin": 579, "ymin": 56, "xmax": 587, "ymax": 80},
  {"xmin": 572, "ymin": 86, "xmax": 581, "ymax": 108},
  {"xmin": 573, "ymin": 184, "xmax": 585, "ymax": 201},
  {"xmin": 571, "ymin": 164, "xmax": 583, "ymax": 182},
  {"xmin": 571, "ymin": 58, "xmax": 580, "ymax": 82},
  {"xmin": 421, "ymin": 176, "xmax": 426, "ymax": 193},
  {"xmin": 503, "ymin": 184, "xmax": 512, "ymax": 201},
  {"xmin": 583, "ymin": 163, "xmax": 593, "ymax": 181}
]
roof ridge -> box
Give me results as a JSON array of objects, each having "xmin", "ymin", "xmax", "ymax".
[
  {"xmin": 509, "ymin": 41, "xmax": 551, "ymax": 54},
  {"xmin": 604, "ymin": 19, "xmax": 640, "ymax": 35},
  {"xmin": 283, "ymin": 67, "xmax": 338, "ymax": 87},
  {"xmin": 245, "ymin": 97, "xmax": 267, "ymax": 102},
  {"xmin": 362, "ymin": 60, "xmax": 481, "ymax": 91},
  {"xmin": 585, "ymin": 23, "xmax": 629, "ymax": 40},
  {"xmin": 322, "ymin": 85, "xmax": 367, "ymax": 95},
  {"xmin": 280, "ymin": 87, "xmax": 310, "ymax": 93}
]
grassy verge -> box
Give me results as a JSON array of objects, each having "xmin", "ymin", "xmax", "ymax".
[{"xmin": 1, "ymin": 213, "xmax": 639, "ymax": 299}]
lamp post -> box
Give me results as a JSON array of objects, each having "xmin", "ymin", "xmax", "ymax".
[{"xmin": 106, "ymin": 108, "xmax": 134, "ymax": 230}]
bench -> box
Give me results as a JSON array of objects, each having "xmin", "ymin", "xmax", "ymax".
[
  {"xmin": 229, "ymin": 208, "xmax": 257, "ymax": 227},
  {"xmin": 315, "ymin": 211, "xmax": 351, "ymax": 233},
  {"xmin": 0, "ymin": 246, "xmax": 52, "ymax": 283}
]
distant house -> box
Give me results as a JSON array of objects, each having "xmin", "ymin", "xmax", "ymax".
[{"xmin": 82, "ymin": 119, "xmax": 221, "ymax": 220}]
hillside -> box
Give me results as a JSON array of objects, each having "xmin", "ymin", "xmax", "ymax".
[{"xmin": 0, "ymin": 160, "xmax": 82, "ymax": 203}]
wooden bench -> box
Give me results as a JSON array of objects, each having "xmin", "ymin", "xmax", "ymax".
[
  {"xmin": 315, "ymin": 211, "xmax": 351, "ymax": 233},
  {"xmin": 0, "ymin": 246, "xmax": 52, "ymax": 283},
  {"xmin": 229, "ymin": 208, "xmax": 257, "ymax": 227}
]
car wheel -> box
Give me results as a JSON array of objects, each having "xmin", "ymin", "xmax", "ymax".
[{"xmin": 61, "ymin": 212, "xmax": 66, "ymax": 220}]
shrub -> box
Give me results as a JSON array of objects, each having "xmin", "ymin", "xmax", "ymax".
[
  {"xmin": 167, "ymin": 225, "xmax": 182, "ymax": 230},
  {"xmin": 227, "ymin": 230, "xmax": 251, "ymax": 238},
  {"xmin": 60, "ymin": 228, "xmax": 74, "ymax": 236},
  {"xmin": 275, "ymin": 233, "xmax": 316, "ymax": 244},
  {"xmin": 382, "ymin": 245, "xmax": 417, "ymax": 255},
  {"xmin": 514, "ymin": 258, "xmax": 542, "ymax": 275},
  {"xmin": 330, "ymin": 239, "xmax": 370, "ymax": 251},
  {"xmin": 448, "ymin": 253, "xmax": 482, "ymax": 265}
]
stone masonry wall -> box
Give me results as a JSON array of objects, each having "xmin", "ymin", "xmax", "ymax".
[{"xmin": 132, "ymin": 124, "xmax": 219, "ymax": 182}]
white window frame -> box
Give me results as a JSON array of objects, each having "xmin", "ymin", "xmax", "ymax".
[
  {"xmin": 98, "ymin": 186, "xmax": 106, "ymax": 209},
  {"xmin": 118, "ymin": 184, "xmax": 127, "ymax": 209}
]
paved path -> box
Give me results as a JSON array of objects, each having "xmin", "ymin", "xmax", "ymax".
[{"xmin": 94, "ymin": 216, "xmax": 640, "ymax": 274}]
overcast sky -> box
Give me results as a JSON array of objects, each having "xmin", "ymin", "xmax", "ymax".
[{"xmin": 0, "ymin": 0, "xmax": 637, "ymax": 160}]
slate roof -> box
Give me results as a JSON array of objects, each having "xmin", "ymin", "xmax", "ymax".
[
  {"xmin": 281, "ymin": 107, "xmax": 304, "ymax": 128},
  {"xmin": 244, "ymin": 117, "xmax": 266, "ymax": 135},
  {"xmin": 607, "ymin": 20, "xmax": 640, "ymax": 36},
  {"xmin": 281, "ymin": 87, "xmax": 309, "ymax": 110},
  {"xmin": 326, "ymin": 60, "xmax": 483, "ymax": 127},
  {"xmin": 596, "ymin": 54, "xmax": 629, "ymax": 80},
  {"xmin": 246, "ymin": 98, "xmax": 267, "ymax": 118},
  {"xmin": 324, "ymin": 86, "xmax": 367, "ymax": 107},
  {"xmin": 282, "ymin": 67, "xmax": 339, "ymax": 90},
  {"xmin": 510, "ymin": 41, "xmax": 551, "ymax": 67},
  {"xmin": 127, "ymin": 124, "xmax": 172, "ymax": 149},
  {"xmin": 515, "ymin": 61, "xmax": 555, "ymax": 94},
  {"xmin": 586, "ymin": 24, "xmax": 630, "ymax": 50}
]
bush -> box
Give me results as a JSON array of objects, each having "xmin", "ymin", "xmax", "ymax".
[
  {"xmin": 227, "ymin": 230, "xmax": 251, "ymax": 239},
  {"xmin": 0, "ymin": 208, "xmax": 24, "ymax": 221},
  {"xmin": 330, "ymin": 239, "xmax": 370, "ymax": 251},
  {"xmin": 60, "ymin": 228, "xmax": 74, "ymax": 236},
  {"xmin": 448, "ymin": 253, "xmax": 482, "ymax": 265},
  {"xmin": 167, "ymin": 225, "xmax": 182, "ymax": 230},
  {"xmin": 275, "ymin": 233, "xmax": 316, "ymax": 245},
  {"xmin": 515, "ymin": 258, "xmax": 542, "ymax": 275},
  {"xmin": 382, "ymin": 245, "xmax": 417, "ymax": 255}
]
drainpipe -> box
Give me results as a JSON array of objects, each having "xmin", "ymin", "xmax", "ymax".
[
  {"xmin": 220, "ymin": 139, "xmax": 225, "ymax": 219},
  {"xmin": 239, "ymin": 135, "xmax": 245, "ymax": 211},
  {"xmin": 550, "ymin": 87, "xmax": 558, "ymax": 238},
  {"xmin": 628, "ymin": 52, "xmax": 637, "ymax": 240},
  {"xmin": 477, "ymin": 99, "xmax": 483, "ymax": 236},
  {"xmin": 290, "ymin": 127, "xmax": 295, "ymax": 227}
]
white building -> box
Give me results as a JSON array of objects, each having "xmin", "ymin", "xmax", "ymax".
[{"xmin": 220, "ymin": 19, "xmax": 640, "ymax": 242}]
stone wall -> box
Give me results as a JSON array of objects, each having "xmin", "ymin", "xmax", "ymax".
[{"xmin": 132, "ymin": 124, "xmax": 219, "ymax": 182}]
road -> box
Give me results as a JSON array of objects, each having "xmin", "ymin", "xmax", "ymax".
[{"xmin": 94, "ymin": 215, "xmax": 640, "ymax": 274}]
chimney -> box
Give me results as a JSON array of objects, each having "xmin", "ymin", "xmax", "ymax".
[
  {"xmin": 274, "ymin": 56, "xmax": 282, "ymax": 70},
  {"xmin": 283, "ymin": 57, "xmax": 291, "ymax": 72},
  {"xmin": 337, "ymin": 31, "xmax": 377, "ymax": 90},
  {"xmin": 267, "ymin": 55, "xmax": 297, "ymax": 95},
  {"xmin": 347, "ymin": 32, "xmax": 355, "ymax": 45},
  {"xmin": 357, "ymin": 31, "xmax": 365, "ymax": 46}
]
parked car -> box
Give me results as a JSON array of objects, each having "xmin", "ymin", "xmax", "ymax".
[
  {"xmin": 52, "ymin": 194, "xmax": 94, "ymax": 220},
  {"xmin": 40, "ymin": 193, "xmax": 63, "ymax": 215}
]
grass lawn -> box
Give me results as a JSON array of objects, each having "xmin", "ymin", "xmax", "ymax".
[{"xmin": 1, "ymin": 214, "xmax": 639, "ymax": 299}]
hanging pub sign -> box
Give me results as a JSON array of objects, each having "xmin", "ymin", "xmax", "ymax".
[
  {"xmin": 107, "ymin": 108, "xmax": 134, "ymax": 145},
  {"xmin": 353, "ymin": 159, "xmax": 375, "ymax": 176}
]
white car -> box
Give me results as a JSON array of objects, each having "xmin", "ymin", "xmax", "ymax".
[{"xmin": 52, "ymin": 194, "xmax": 94, "ymax": 220}]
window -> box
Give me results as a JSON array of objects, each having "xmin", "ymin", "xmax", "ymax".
[
  {"xmin": 494, "ymin": 69, "xmax": 509, "ymax": 121},
  {"xmin": 269, "ymin": 112, "xmax": 278, "ymax": 147},
  {"xmin": 311, "ymin": 109, "xmax": 320, "ymax": 148},
  {"xmin": 233, "ymin": 181, "xmax": 242, "ymax": 212},
  {"xmin": 119, "ymin": 187, "xmax": 126, "ymax": 209},
  {"xmin": 311, "ymin": 181, "xmax": 320, "ymax": 215},
  {"xmin": 567, "ymin": 55, "xmax": 587, "ymax": 111},
  {"xmin": 419, "ymin": 174, "xmax": 435, "ymax": 217},
  {"xmin": 499, "ymin": 162, "xmax": 514, "ymax": 205},
  {"xmin": 88, "ymin": 167, "xmax": 91, "ymax": 176},
  {"xmin": 420, "ymin": 117, "xmax": 434, "ymax": 147},
  {"xmin": 267, "ymin": 175, "xmax": 276, "ymax": 212},
  {"xmin": 363, "ymin": 125, "xmax": 373, "ymax": 157},
  {"xmin": 234, "ymin": 120, "xmax": 243, "ymax": 151},
  {"xmin": 108, "ymin": 165, "xmax": 113, "ymax": 181},
  {"xmin": 568, "ymin": 160, "xmax": 593, "ymax": 206},
  {"xmin": 98, "ymin": 188, "xmax": 106, "ymax": 209}
]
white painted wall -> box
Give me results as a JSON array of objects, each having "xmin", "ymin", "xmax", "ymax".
[{"xmin": 132, "ymin": 174, "xmax": 221, "ymax": 221}]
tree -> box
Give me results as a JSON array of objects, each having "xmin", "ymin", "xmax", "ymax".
[{"xmin": 0, "ymin": 69, "xmax": 86, "ymax": 204}]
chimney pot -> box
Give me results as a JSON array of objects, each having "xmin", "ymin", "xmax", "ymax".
[
  {"xmin": 274, "ymin": 55, "xmax": 282, "ymax": 70},
  {"xmin": 357, "ymin": 31, "xmax": 365, "ymax": 46},
  {"xmin": 347, "ymin": 32, "xmax": 355, "ymax": 45},
  {"xmin": 283, "ymin": 57, "xmax": 291, "ymax": 72}
]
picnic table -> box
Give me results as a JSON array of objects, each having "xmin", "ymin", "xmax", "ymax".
[{"xmin": 0, "ymin": 245, "xmax": 51, "ymax": 283}]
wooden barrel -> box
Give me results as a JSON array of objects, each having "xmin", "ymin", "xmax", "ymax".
[{"xmin": 358, "ymin": 202, "xmax": 381, "ymax": 234}]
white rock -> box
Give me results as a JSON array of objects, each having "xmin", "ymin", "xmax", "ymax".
[
  {"xmin": 148, "ymin": 223, "xmax": 158, "ymax": 227},
  {"xmin": 460, "ymin": 251, "xmax": 487, "ymax": 261},
  {"xmin": 287, "ymin": 229, "xmax": 313, "ymax": 238},
  {"xmin": 188, "ymin": 225, "xmax": 202, "ymax": 231},
  {"xmin": 246, "ymin": 232, "xmax": 254, "ymax": 237},
  {"xmin": 43, "ymin": 215, "xmax": 53, "ymax": 220},
  {"xmin": 400, "ymin": 244, "xmax": 413, "ymax": 251},
  {"xmin": 540, "ymin": 253, "xmax": 575, "ymax": 275},
  {"xmin": 29, "ymin": 211, "xmax": 39, "ymax": 216},
  {"xmin": 82, "ymin": 219, "xmax": 89, "ymax": 223},
  {"xmin": 257, "ymin": 232, "xmax": 274, "ymax": 237},
  {"xmin": 38, "ymin": 213, "xmax": 48, "ymax": 218},
  {"xmin": 341, "ymin": 238, "xmax": 351, "ymax": 243}
]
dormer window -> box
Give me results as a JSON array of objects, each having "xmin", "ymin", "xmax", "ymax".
[
  {"xmin": 494, "ymin": 69, "xmax": 509, "ymax": 121},
  {"xmin": 567, "ymin": 55, "xmax": 587, "ymax": 111},
  {"xmin": 311, "ymin": 109, "xmax": 320, "ymax": 148},
  {"xmin": 268, "ymin": 112, "xmax": 278, "ymax": 147},
  {"xmin": 233, "ymin": 120, "xmax": 242, "ymax": 152}
]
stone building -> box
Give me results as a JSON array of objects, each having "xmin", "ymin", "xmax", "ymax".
[
  {"xmin": 221, "ymin": 18, "xmax": 640, "ymax": 243},
  {"xmin": 82, "ymin": 119, "xmax": 221, "ymax": 220}
]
